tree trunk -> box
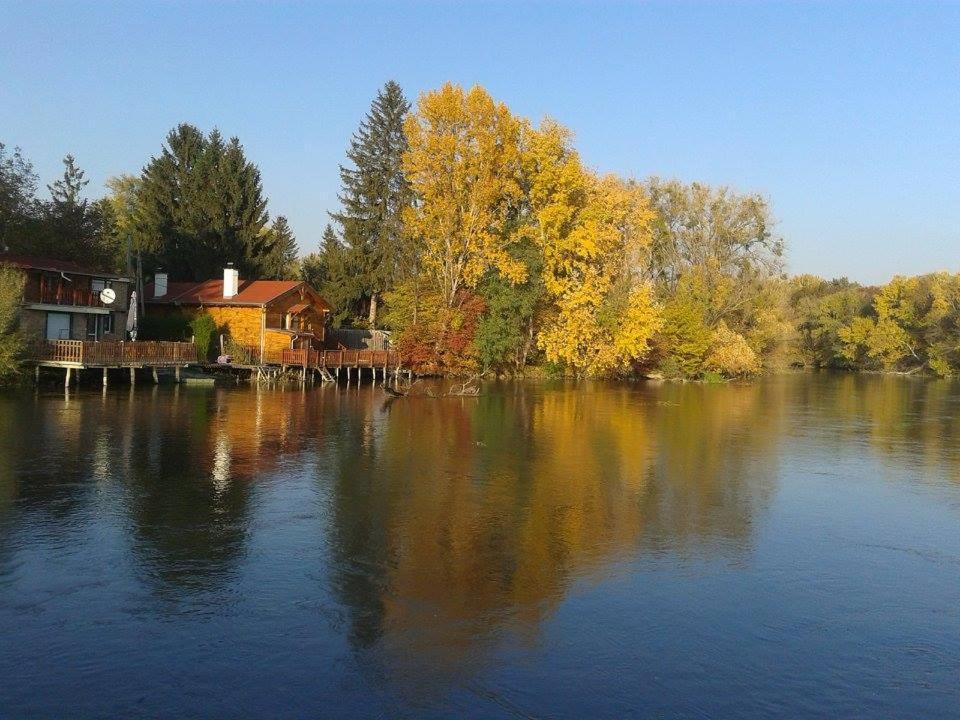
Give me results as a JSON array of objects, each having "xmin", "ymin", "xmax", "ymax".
[{"xmin": 368, "ymin": 292, "xmax": 379, "ymax": 329}]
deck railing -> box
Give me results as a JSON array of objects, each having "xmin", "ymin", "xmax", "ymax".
[
  {"xmin": 24, "ymin": 340, "xmax": 197, "ymax": 366},
  {"xmin": 23, "ymin": 286, "xmax": 112, "ymax": 309},
  {"xmin": 280, "ymin": 348, "xmax": 400, "ymax": 369}
]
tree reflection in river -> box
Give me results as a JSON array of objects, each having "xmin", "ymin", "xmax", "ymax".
[
  {"xmin": 0, "ymin": 375, "xmax": 959, "ymax": 718},
  {"xmin": 322, "ymin": 379, "xmax": 787, "ymax": 694}
]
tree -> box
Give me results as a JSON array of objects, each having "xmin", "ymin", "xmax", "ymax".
[
  {"xmin": 790, "ymin": 275, "xmax": 872, "ymax": 368},
  {"xmin": 0, "ymin": 263, "xmax": 24, "ymax": 383},
  {"xmin": 523, "ymin": 121, "xmax": 660, "ymax": 375},
  {"xmin": 643, "ymin": 178, "xmax": 787, "ymax": 371},
  {"xmin": 36, "ymin": 154, "xmax": 117, "ymax": 268},
  {"xmin": 331, "ymin": 81, "xmax": 413, "ymax": 327},
  {"xmin": 137, "ymin": 124, "xmax": 271, "ymax": 280},
  {"xmin": 836, "ymin": 273, "xmax": 960, "ymax": 376},
  {"xmin": 0, "ymin": 142, "xmax": 39, "ymax": 250},
  {"xmin": 644, "ymin": 178, "xmax": 784, "ymax": 295},
  {"xmin": 300, "ymin": 224, "xmax": 360, "ymax": 327},
  {"xmin": 474, "ymin": 239, "xmax": 544, "ymax": 373},
  {"xmin": 402, "ymin": 83, "xmax": 527, "ymax": 308},
  {"xmin": 262, "ymin": 216, "xmax": 299, "ymax": 279}
]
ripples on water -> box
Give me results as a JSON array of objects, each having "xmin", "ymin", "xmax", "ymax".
[{"xmin": 0, "ymin": 375, "xmax": 958, "ymax": 718}]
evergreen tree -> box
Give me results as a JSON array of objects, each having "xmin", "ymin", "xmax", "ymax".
[
  {"xmin": 330, "ymin": 81, "xmax": 413, "ymax": 327},
  {"xmin": 45, "ymin": 155, "xmax": 93, "ymax": 258},
  {"xmin": 262, "ymin": 215, "xmax": 299, "ymax": 279},
  {"xmin": 137, "ymin": 124, "xmax": 271, "ymax": 280},
  {"xmin": 300, "ymin": 224, "xmax": 361, "ymax": 327}
]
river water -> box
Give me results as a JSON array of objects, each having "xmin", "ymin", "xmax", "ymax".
[{"xmin": 0, "ymin": 375, "xmax": 958, "ymax": 718}]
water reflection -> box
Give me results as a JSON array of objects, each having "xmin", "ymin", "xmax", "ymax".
[{"xmin": 1, "ymin": 375, "xmax": 959, "ymax": 716}]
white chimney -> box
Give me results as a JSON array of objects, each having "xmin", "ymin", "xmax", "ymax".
[
  {"xmin": 154, "ymin": 272, "xmax": 168, "ymax": 298},
  {"xmin": 223, "ymin": 264, "xmax": 239, "ymax": 299}
]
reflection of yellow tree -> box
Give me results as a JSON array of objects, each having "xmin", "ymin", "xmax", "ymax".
[{"xmin": 327, "ymin": 380, "xmax": 784, "ymax": 693}]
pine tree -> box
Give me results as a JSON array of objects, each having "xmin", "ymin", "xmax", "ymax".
[
  {"xmin": 38, "ymin": 154, "xmax": 117, "ymax": 266},
  {"xmin": 301, "ymin": 224, "xmax": 361, "ymax": 327},
  {"xmin": 46, "ymin": 155, "xmax": 91, "ymax": 255},
  {"xmin": 330, "ymin": 81, "xmax": 413, "ymax": 327},
  {"xmin": 137, "ymin": 124, "xmax": 271, "ymax": 280},
  {"xmin": 263, "ymin": 216, "xmax": 299, "ymax": 279}
]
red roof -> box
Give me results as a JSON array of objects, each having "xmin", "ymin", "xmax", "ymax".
[
  {"xmin": 0, "ymin": 253, "xmax": 131, "ymax": 280},
  {"xmin": 145, "ymin": 278, "xmax": 329, "ymax": 308},
  {"xmin": 286, "ymin": 302, "xmax": 310, "ymax": 314}
]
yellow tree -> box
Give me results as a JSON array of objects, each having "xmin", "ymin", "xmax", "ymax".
[
  {"xmin": 402, "ymin": 83, "xmax": 527, "ymax": 307},
  {"xmin": 523, "ymin": 121, "xmax": 661, "ymax": 375}
]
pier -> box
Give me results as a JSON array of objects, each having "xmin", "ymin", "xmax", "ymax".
[{"xmin": 24, "ymin": 339, "xmax": 197, "ymax": 387}]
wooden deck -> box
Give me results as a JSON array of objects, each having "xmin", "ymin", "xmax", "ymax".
[
  {"xmin": 280, "ymin": 348, "xmax": 400, "ymax": 370},
  {"xmin": 25, "ymin": 339, "xmax": 198, "ymax": 368}
]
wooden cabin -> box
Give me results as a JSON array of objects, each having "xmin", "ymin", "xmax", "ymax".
[
  {"xmin": 0, "ymin": 254, "xmax": 132, "ymax": 341},
  {"xmin": 145, "ymin": 266, "xmax": 332, "ymax": 363}
]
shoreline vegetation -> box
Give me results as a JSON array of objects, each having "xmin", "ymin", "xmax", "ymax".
[{"xmin": 2, "ymin": 80, "xmax": 959, "ymax": 385}]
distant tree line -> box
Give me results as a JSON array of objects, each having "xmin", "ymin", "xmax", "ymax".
[{"xmin": 2, "ymin": 80, "xmax": 959, "ymax": 381}]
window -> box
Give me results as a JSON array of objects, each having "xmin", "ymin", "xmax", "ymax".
[
  {"xmin": 86, "ymin": 314, "xmax": 114, "ymax": 340},
  {"xmin": 91, "ymin": 278, "xmax": 112, "ymax": 294}
]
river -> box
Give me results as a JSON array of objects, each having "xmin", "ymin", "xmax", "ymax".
[{"xmin": 0, "ymin": 375, "xmax": 958, "ymax": 718}]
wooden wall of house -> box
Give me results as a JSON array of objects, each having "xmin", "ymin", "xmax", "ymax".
[
  {"xmin": 149, "ymin": 304, "xmax": 264, "ymax": 348},
  {"xmin": 200, "ymin": 306, "xmax": 264, "ymax": 348},
  {"xmin": 264, "ymin": 329, "xmax": 295, "ymax": 354},
  {"xmin": 265, "ymin": 290, "xmax": 328, "ymax": 343}
]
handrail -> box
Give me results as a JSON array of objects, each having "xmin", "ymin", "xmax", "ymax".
[
  {"xmin": 280, "ymin": 348, "xmax": 400, "ymax": 369},
  {"xmin": 23, "ymin": 339, "xmax": 197, "ymax": 366}
]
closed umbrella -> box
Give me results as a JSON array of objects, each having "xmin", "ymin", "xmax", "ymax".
[{"xmin": 126, "ymin": 290, "xmax": 138, "ymax": 341}]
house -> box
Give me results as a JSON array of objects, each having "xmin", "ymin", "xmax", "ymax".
[
  {"xmin": 0, "ymin": 254, "xmax": 132, "ymax": 341},
  {"xmin": 145, "ymin": 265, "xmax": 331, "ymax": 362}
]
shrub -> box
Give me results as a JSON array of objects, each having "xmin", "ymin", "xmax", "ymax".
[
  {"xmin": 706, "ymin": 322, "xmax": 761, "ymax": 378},
  {"xmin": 189, "ymin": 312, "xmax": 218, "ymax": 362}
]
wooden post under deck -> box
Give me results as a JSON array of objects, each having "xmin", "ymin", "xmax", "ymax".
[
  {"xmin": 102, "ymin": 368, "xmax": 108, "ymax": 387},
  {"xmin": 130, "ymin": 367, "xmax": 135, "ymax": 386},
  {"xmin": 64, "ymin": 367, "xmax": 71, "ymax": 387},
  {"xmin": 152, "ymin": 367, "xmax": 159, "ymax": 384}
]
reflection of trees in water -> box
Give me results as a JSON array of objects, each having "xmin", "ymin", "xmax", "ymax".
[
  {"xmin": 637, "ymin": 381, "xmax": 784, "ymax": 555},
  {"xmin": 0, "ymin": 386, "xmax": 328, "ymax": 597},
  {"xmin": 787, "ymin": 374, "xmax": 960, "ymax": 484},
  {"xmin": 121, "ymin": 387, "xmax": 329, "ymax": 595},
  {"xmin": 326, "ymin": 380, "xmax": 786, "ymax": 694}
]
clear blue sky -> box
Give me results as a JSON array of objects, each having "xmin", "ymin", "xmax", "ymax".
[{"xmin": 2, "ymin": 1, "xmax": 958, "ymax": 284}]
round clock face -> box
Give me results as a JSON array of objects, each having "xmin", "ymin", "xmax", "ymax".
[{"xmin": 99, "ymin": 287, "xmax": 117, "ymax": 305}]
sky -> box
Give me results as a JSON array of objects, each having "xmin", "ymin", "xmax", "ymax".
[{"xmin": 2, "ymin": 0, "xmax": 958, "ymax": 284}]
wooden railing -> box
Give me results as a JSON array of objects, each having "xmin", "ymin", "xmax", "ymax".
[
  {"xmin": 280, "ymin": 349, "xmax": 400, "ymax": 369},
  {"xmin": 24, "ymin": 286, "xmax": 112, "ymax": 308},
  {"xmin": 24, "ymin": 340, "xmax": 197, "ymax": 366}
]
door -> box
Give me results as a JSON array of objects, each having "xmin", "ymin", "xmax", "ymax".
[{"xmin": 46, "ymin": 312, "xmax": 71, "ymax": 340}]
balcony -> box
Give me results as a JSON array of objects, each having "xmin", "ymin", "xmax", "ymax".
[{"xmin": 24, "ymin": 285, "xmax": 110, "ymax": 309}]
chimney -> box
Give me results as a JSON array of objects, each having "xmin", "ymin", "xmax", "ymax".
[
  {"xmin": 153, "ymin": 272, "xmax": 168, "ymax": 298},
  {"xmin": 223, "ymin": 264, "xmax": 239, "ymax": 299}
]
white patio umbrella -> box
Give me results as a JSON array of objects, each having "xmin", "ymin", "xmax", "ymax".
[{"xmin": 126, "ymin": 290, "xmax": 138, "ymax": 341}]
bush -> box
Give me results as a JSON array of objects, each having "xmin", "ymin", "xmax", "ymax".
[
  {"xmin": 706, "ymin": 322, "xmax": 761, "ymax": 378},
  {"xmin": 189, "ymin": 312, "xmax": 218, "ymax": 362},
  {"xmin": 223, "ymin": 337, "xmax": 257, "ymax": 364}
]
